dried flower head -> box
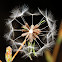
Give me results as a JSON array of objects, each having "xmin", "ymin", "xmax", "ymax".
[
  {"xmin": 21, "ymin": 23, "xmax": 41, "ymax": 42},
  {"xmin": 5, "ymin": 5, "xmax": 56, "ymax": 60}
]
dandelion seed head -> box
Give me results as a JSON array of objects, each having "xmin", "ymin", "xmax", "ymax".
[{"xmin": 5, "ymin": 5, "xmax": 56, "ymax": 60}]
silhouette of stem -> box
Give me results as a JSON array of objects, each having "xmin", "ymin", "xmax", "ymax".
[
  {"xmin": 45, "ymin": 50, "xmax": 53, "ymax": 62},
  {"xmin": 53, "ymin": 21, "xmax": 62, "ymax": 62},
  {"xmin": 45, "ymin": 21, "xmax": 62, "ymax": 62}
]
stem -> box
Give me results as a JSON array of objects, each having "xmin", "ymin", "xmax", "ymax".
[
  {"xmin": 11, "ymin": 39, "xmax": 26, "ymax": 62},
  {"xmin": 0, "ymin": 60, "xmax": 2, "ymax": 62}
]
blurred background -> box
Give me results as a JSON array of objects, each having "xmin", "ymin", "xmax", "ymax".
[{"xmin": 0, "ymin": 0, "xmax": 62, "ymax": 62}]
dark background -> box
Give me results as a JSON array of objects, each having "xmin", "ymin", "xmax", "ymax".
[{"xmin": 0, "ymin": 0, "xmax": 62, "ymax": 62}]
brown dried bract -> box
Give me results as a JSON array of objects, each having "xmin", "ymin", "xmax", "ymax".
[{"xmin": 21, "ymin": 22, "xmax": 41, "ymax": 42}]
